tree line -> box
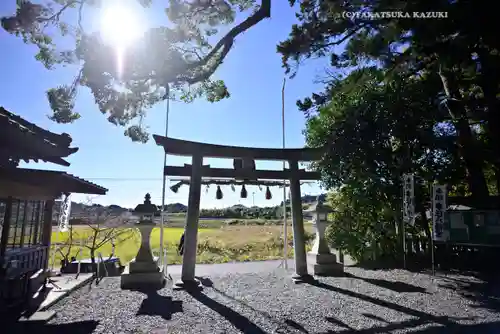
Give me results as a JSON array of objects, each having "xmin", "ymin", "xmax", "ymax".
[
  {"xmin": 282, "ymin": 1, "xmax": 500, "ymax": 263},
  {"xmin": 199, "ymin": 206, "xmax": 289, "ymax": 220},
  {"xmin": 165, "ymin": 203, "xmax": 291, "ymax": 220}
]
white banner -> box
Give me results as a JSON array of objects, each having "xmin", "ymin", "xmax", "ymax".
[
  {"xmin": 403, "ymin": 174, "xmax": 415, "ymax": 225},
  {"xmin": 432, "ymin": 185, "xmax": 447, "ymax": 241},
  {"xmin": 58, "ymin": 194, "xmax": 72, "ymax": 232}
]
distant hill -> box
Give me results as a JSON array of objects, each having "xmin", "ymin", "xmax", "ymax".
[
  {"xmin": 280, "ymin": 193, "xmax": 327, "ymax": 206},
  {"xmin": 164, "ymin": 203, "xmax": 187, "ymax": 213},
  {"xmin": 66, "ymin": 193, "xmax": 325, "ymax": 219},
  {"xmin": 230, "ymin": 204, "xmax": 247, "ymax": 210},
  {"xmin": 68, "ymin": 201, "xmax": 131, "ymax": 218}
]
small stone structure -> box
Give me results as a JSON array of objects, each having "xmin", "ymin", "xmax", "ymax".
[
  {"xmin": 121, "ymin": 194, "xmax": 165, "ymax": 290},
  {"xmin": 306, "ymin": 196, "xmax": 344, "ymax": 276}
]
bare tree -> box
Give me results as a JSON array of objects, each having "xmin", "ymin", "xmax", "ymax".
[
  {"xmin": 55, "ymin": 222, "xmax": 75, "ymax": 269},
  {"xmin": 75, "ymin": 197, "xmax": 137, "ymax": 278}
]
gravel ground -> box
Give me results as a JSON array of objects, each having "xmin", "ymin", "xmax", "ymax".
[{"xmin": 8, "ymin": 267, "xmax": 500, "ymax": 334}]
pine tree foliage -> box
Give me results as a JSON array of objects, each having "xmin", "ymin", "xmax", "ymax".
[{"xmin": 1, "ymin": 0, "xmax": 271, "ymax": 142}]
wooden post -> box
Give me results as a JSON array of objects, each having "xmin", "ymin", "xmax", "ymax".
[
  {"xmin": 41, "ymin": 200, "xmax": 54, "ymax": 247},
  {"xmin": 175, "ymin": 154, "xmax": 203, "ymax": 289},
  {"xmin": 288, "ymin": 160, "xmax": 311, "ymax": 282},
  {"xmin": 19, "ymin": 200, "xmax": 28, "ymax": 248},
  {"xmin": 41, "ymin": 199, "xmax": 54, "ymax": 271}
]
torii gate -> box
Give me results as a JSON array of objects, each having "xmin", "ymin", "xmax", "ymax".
[{"xmin": 154, "ymin": 135, "xmax": 324, "ymax": 288}]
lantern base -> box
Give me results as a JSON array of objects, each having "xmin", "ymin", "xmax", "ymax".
[
  {"xmin": 129, "ymin": 260, "xmax": 160, "ymax": 273},
  {"xmin": 307, "ymin": 252, "xmax": 344, "ymax": 276},
  {"xmin": 121, "ymin": 271, "xmax": 165, "ymax": 290},
  {"xmin": 121, "ymin": 259, "xmax": 165, "ymax": 290}
]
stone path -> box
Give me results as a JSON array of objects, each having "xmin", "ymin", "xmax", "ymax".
[
  {"xmin": 165, "ymin": 259, "xmax": 293, "ymax": 277},
  {"xmin": 39, "ymin": 273, "xmax": 94, "ymax": 310}
]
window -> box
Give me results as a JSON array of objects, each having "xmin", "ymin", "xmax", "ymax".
[
  {"xmin": 7, "ymin": 200, "xmax": 19, "ymax": 248},
  {"xmin": 15, "ymin": 201, "xmax": 25, "ymax": 246},
  {"xmin": 23, "ymin": 201, "xmax": 35, "ymax": 246},
  {"xmin": 6, "ymin": 200, "xmax": 46, "ymax": 248},
  {"xmin": 27, "ymin": 201, "xmax": 45, "ymax": 247},
  {"xmin": 29, "ymin": 201, "xmax": 40, "ymax": 245}
]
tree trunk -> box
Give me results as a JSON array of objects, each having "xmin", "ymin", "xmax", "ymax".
[
  {"xmin": 477, "ymin": 51, "xmax": 500, "ymax": 169},
  {"xmin": 415, "ymin": 184, "xmax": 431, "ymax": 255},
  {"xmin": 438, "ymin": 67, "xmax": 489, "ymax": 202},
  {"xmin": 64, "ymin": 226, "xmax": 73, "ymax": 262},
  {"xmin": 418, "ymin": 205, "xmax": 432, "ymax": 252},
  {"xmin": 454, "ymin": 117, "xmax": 489, "ymax": 200}
]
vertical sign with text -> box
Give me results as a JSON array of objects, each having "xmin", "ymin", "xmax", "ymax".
[
  {"xmin": 432, "ymin": 185, "xmax": 447, "ymax": 241},
  {"xmin": 58, "ymin": 194, "xmax": 72, "ymax": 233},
  {"xmin": 403, "ymin": 174, "xmax": 415, "ymax": 225}
]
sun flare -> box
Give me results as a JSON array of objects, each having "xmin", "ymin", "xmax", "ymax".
[
  {"xmin": 99, "ymin": 2, "xmax": 144, "ymax": 77},
  {"xmin": 100, "ymin": 3, "xmax": 143, "ymax": 49}
]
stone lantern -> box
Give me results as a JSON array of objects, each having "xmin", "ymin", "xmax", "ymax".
[
  {"xmin": 121, "ymin": 193, "xmax": 165, "ymax": 289},
  {"xmin": 306, "ymin": 196, "xmax": 344, "ymax": 276}
]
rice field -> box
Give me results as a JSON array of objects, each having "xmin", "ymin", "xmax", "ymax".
[{"xmin": 49, "ymin": 224, "xmax": 314, "ymax": 266}]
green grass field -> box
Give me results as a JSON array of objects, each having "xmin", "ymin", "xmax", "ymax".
[{"xmin": 50, "ymin": 223, "xmax": 314, "ymax": 266}]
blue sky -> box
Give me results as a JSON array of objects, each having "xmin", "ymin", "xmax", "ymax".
[{"xmin": 0, "ymin": 1, "xmax": 327, "ymax": 209}]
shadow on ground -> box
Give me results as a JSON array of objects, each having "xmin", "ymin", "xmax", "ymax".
[
  {"xmin": 129, "ymin": 286, "xmax": 184, "ymax": 320},
  {"xmin": 6, "ymin": 320, "xmax": 99, "ymax": 334},
  {"xmin": 343, "ymin": 272, "xmax": 428, "ymax": 293},
  {"xmin": 197, "ymin": 276, "xmax": 309, "ymax": 333},
  {"xmin": 308, "ymin": 280, "xmax": 473, "ymax": 327},
  {"xmin": 438, "ymin": 272, "xmax": 500, "ymax": 312},
  {"xmin": 309, "ymin": 280, "xmax": 500, "ymax": 333},
  {"xmin": 9, "ymin": 272, "xmax": 500, "ymax": 334},
  {"xmin": 2, "ymin": 284, "xmax": 54, "ymax": 323},
  {"xmin": 193, "ymin": 275, "xmax": 494, "ymax": 334},
  {"xmin": 188, "ymin": 277, "xmax": 267, "ymax": 333},
  {"xmin": 353, "ymin": 257, "xmax": 428, "ymax": 272},
  {"xmin": 319, "ymin": 318, "xmax": 500, "ymax": 333}
]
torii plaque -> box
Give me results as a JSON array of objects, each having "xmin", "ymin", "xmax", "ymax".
[{"xmin": 154, "ymin": 135, "xmax": 324, "ymax": 288}]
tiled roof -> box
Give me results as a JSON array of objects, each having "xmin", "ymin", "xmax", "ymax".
[
  {"xmin": 0, "ymin": 107, "xmax": 72, "ymax": 145},
  {"xmin": 0, "ymin": 168, "xmax": 107, "ymax": 195},
  {"xmin": 60, "ymin": 171, "xmax": 108, "ymax": 195},
  {"xmin": 0, "ymin": 106, "xmax": 79, "ymax": 166}
]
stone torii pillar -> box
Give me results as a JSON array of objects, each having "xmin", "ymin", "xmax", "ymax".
[
  {"xmin": 288, "ymin": 159, "xmax": 312, "ymax": 283},
  {"xmin": 174, "ymin": 153, "xmax": 203, "ymax": 290}
]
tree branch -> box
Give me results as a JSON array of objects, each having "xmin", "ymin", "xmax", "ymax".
[
  {"xmin": 190, "ymin": 0, "xmax": 270, "ymax": 70},
  {"xmin": 324, "ymin": 24, "xmax": 367, "ymax": 48},
  {"xmin": 77, "ymin": 0, "xmax": 84, "ymax": 31},
  {"xmin": 39, "ymin": 0, "xmax": 81, "ymax": 25},
  {"xmin": 159, "ymin": 0, "xmax": 271, "ymax": 83}
]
